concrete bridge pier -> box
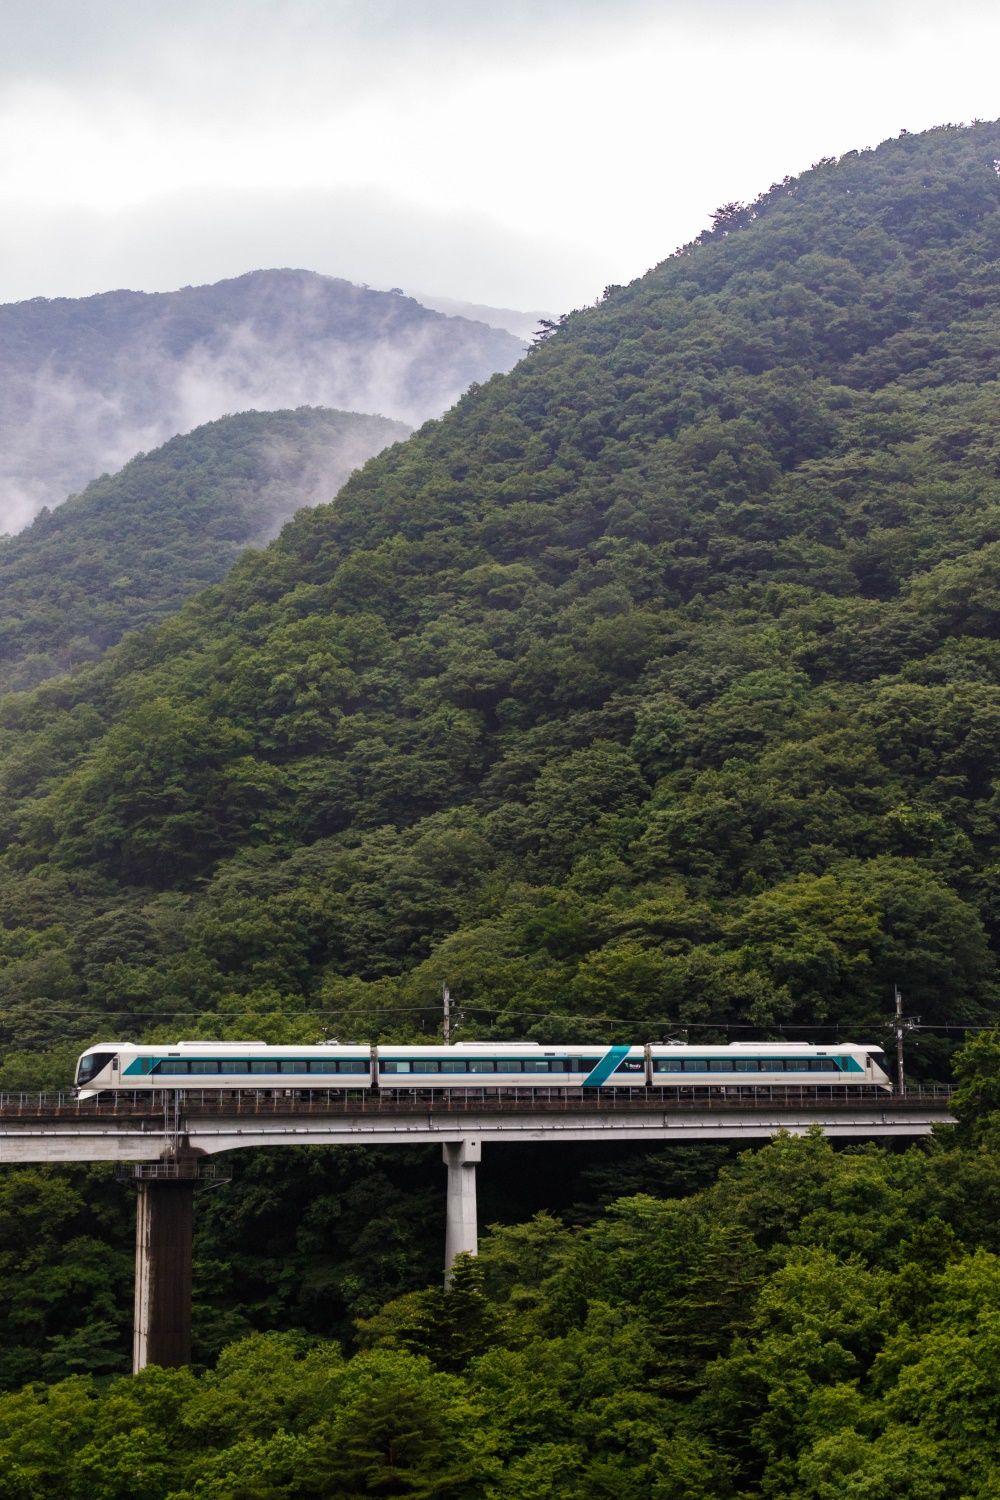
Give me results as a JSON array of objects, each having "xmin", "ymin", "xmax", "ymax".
[
  {"xmin": 133, "ymin": 1173, "xmax": 194, "ymax": 1371},
  {"xmin": 443, "ymin": 1138, "xmax": 480, "ymax": 1281}
]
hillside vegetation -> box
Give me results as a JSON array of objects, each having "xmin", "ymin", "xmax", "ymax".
[
  {"xmin": 0, "ymin": 269, "xmax": 523, "ymax": 530},
  {"xmin": 2, "ymin": 125, "xmax": 1000, "ymax": 1491},
  {"xmin": 3, "ymin": 1113, "xmax": 1000, "ymax": 1496},
  {"xmin": 2, "ymin": 124, "xmax": 1000, "ymax": 1068},
  {"xmin": 0, "ymin": 407, "xmax": 409, "ymax": 694}
]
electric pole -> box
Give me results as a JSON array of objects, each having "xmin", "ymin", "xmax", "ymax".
[
  {"xmin": 443, "ymin": 983, "xmax": 452, "ymax": 1045},
  {"xmin": 894, "ymin": 984, "xmax": 905, "ymax": 1096}
]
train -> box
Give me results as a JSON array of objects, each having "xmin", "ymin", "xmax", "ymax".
[{"xmin": 74, "ymin": 1039, "xmax": 893, "ymax": 1097}]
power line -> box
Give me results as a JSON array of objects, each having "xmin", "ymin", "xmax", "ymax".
[
  {"xmin": 0, "ymin": 1006, "xmax": 845, "ymax": 1028},
  {"xmin": 0, "ymin": 1006, "xmax": 992, "ymax": 1035},
  {"xmin": 911, "ymin": 1022, "xmax": 999, "ymax": 1033}
]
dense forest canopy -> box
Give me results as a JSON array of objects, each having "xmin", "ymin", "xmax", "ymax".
[
  {"xmin": 2, "ymin": 123, "xmax": 1000, "ymax": 1072},
  {"xmin": 0, "ymin": 406, "xmax": 409, "ymax": 694}
]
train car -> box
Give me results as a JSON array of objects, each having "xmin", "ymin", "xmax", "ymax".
[
  {"xmin": 377, "ymin": 1041, "xmax": 606, "ymax": 1088},
  {"xmin": 74, "ymin": 1040, "xmax": 373, "ymax": 1098},
  {"xmin": 651, "ymin": 1041, "xmax": 891, "ymax": 1088},
  {"xmin": 377, "ymin": 1040, "xmax": 891, "ymax": 1090},
  {"xmin": 75, "ymin": 1039, "xmax": 892, "ymax": 1097}
]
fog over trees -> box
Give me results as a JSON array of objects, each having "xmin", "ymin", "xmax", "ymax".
[{"xmin": 0, "ymin": 270, "xmax": 524, "ymax": 534}]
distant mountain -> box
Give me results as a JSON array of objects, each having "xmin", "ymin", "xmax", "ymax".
[
  {"xmin": 0, "ymin": 405, "xmax": 408, "ymax": 693},
  {"xmin": 405, "ymin": 292, "xmax": 551, "ymax": 340},
  {"xmin": 0, "ymin": 269, "xmax": 524, "ymax": 533}
]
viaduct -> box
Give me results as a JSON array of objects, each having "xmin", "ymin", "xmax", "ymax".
[{"xmin": 0, "ymin": 1086, "xmax": 954, "ymax": 1373}]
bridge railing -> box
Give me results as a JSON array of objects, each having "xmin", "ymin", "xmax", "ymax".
[{"xmin": 0, "ymin": 1083, "xmax": 955, "ymax": 1121}]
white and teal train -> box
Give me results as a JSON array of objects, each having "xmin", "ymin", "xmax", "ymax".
[{"xmin": 75, "ymin": 1040, "xmax": 893, "ymax": 1098}]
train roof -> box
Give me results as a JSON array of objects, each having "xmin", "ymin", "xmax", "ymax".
[{"xmin": 80, "ymin": 1038, "xmax": 885, "ymax": 1054}]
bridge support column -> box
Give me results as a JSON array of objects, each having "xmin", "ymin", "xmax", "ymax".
[
  {"xmin": 443, "ymin": 1138, "xmax": 480, "ymax": 1281},
  {"xmin": 133, "ymin": 1178, "xmax": 194, "ymax": 1371}
]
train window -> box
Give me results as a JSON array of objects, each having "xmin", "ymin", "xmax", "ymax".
[
  {"xmin": 281, "ymin": 1060, "xmax": 309, "ymax": 1074},
  {"xmin": 190, "ymin": 1060, "xmax": 219, "ymax": 1075},
  {"xmin": 157, "ymin": 1060, "xmax": 189, "ymax": 1075},
  {"xmin": 682, "ymin": 1059, "xmax": 708, "ymax": 1072},
  {"xmin": 495, "ymin": 1061, "xmax": 522, "ymax": 1072},
  {"xmin": 250, "ymin": 1060, "xmax": 274, "ymax": 1074},
  {"xmin": 440, "ymin": 1060, "xmax": 467, "ymax": 1073},
  {"xmin": 339, "ymin": 1060, "xmax": 369, "ymax": 1074},
  {"xmin": 221, "ymin": 1060, "xmax": 251, "ymax": 1074},
  {"xmin": 733, "ymin": 1059, "xmax": 759, "ymax": 1072},
  {"xmin": 309, "ymin": 1059, "xmax": 339, "ymax": 1073},
  {"xmin": 77, "ymin": 1052, "xmax": 116, "ymax": 1084},
  {"xmin": 413, "ymin": 1060, "xmax": 440, "ymax": 1073},
  {"xmin": 654, "ymin": 1059, "xmax": 685, "ymax": 1073},
  {"xmin": 708, "ymin": 1060, "xmax": 732, "ymax": 1073},
  {"xmin": 521, "ymin": 1060, "xmax": 550, "ymax": 1073},
  {"xmin": 382, "ymin": 1061, "xmax": 410, "ymax": 1074},
  {"xmin": 466, "ymin": 1060, "xmax": 495, "ymax": 1074}
]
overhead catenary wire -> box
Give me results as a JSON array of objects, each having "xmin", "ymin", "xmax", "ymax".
[{"xmin": 0, "ymin": 1004, "xmax": 991, "ymax": 1033}]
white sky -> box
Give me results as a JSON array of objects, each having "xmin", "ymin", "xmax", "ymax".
[{"xmin": 2, "ymin": 0, "xmax": 999, "ymax": 312}]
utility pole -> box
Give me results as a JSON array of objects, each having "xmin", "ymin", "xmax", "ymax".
[
  {"xmin": 894, "ymin": 984, "xmax": 906, "ymax": 1096},
  {"xmin": 443, "ymin": 983, "xmax": 452, "ymax": 1045}
]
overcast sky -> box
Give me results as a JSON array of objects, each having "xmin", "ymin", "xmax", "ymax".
[{"xmin": 2, "ymin": 0, "xmax": 999, "ymax": 313}]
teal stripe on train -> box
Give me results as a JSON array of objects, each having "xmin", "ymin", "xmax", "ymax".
[
  {"xmin": 124, "ymin": 1058, "xmax": 156, "ymax": 1076},
  {"xmin": 582, "ymin": 1045, "xmax": 633, "ymax": 1088}
]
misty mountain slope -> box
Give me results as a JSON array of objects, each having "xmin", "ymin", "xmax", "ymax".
[
  {"xmin": 2, "ymin": 123, "xmax": 1000, "ymax": 1059},
  {"xmin": 407, "ymin": 291, "xmax": 550, "ymax": 339},
  {"xmin": 0, "ymin": 269, "xmax": 524, "ymax": 532},
  {"xmin": 0, "ymin": 406, "xmax": 409, "ymax": 694}
]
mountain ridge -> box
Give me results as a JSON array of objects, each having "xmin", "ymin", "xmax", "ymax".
[{"xmin": 0, "ymin": 268, "xmax": 524, "ymax": 534}]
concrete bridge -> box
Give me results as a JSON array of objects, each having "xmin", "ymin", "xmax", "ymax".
[{"xmin": 0, "ymin": 1086, "xmax": 955, "ymax": 1372}]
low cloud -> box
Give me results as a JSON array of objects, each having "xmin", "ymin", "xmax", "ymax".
[
  {"xmin": 0, "ymin": 370, "xmax": 165, "ymax": 535},
  {"xmin": 0, "ymin": 272, "xmax": 524, "ymax": 535}
]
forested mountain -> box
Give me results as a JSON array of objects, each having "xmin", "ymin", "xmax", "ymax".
[
  {"xmin": 2, "ymin": 122, "xmax": 1000, "ymax": 1492},
  {"xmin": 2, "ymin": 123, "xmax": 1000, "ymax": 1071},
  {"xmin": 0, "ymin": 406, "xmax": 409, "ymax": 694},
  {"xmin": 0, "ymin": 269, "xmax": 523, "ymax": 533}
]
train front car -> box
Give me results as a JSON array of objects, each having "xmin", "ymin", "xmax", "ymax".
[
  {"xmin": 75, "ymin": 1041, "xmax": 375, "ymax": 1096},
  {"xmin": 75, "ymin": 1044, "xmax": 124, "ymax": 1098}
]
